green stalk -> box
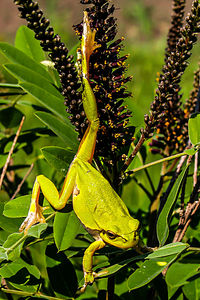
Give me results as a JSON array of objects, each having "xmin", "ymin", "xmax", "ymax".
[
  {"xmin": 130, "ymin": 152, "xmax": 188, "ymax": 174},
  {"xmin": 0, "ymin": 83, "xmax": 21, "ymax": 88},
  {"xmin": 1, "ymin": 288, "xmax": 74, "ymax": 300}
]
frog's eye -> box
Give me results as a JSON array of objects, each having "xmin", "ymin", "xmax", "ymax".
[{"xmin": 106, "ymin": 231, "xmax": 117, "ymax": 240}]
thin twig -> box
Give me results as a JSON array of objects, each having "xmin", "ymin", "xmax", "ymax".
[
  {"xmin": 0, "ymin": 287, "xmax": 72, "ymax": 300},
  {"xmin": 10, "ymin": 163, "xmax": 34, "ymax": 200},
  {"xmin": 175, "ymin": 200, "xmax": 200, "ymax": 242},
  {"xmin": 121, "ymin": 133, "xmax": 146, "ymax": 174},
  {"xmin": 129, "ymin": 152, "xmax": 187, "ymax": 175},
  {"xmin": 0, "ymin": 116, "xmax": 25, "ymax": 190},
  {"xmin": 106, "ymin": 277, "xmax": 115, "ymax": 300},
  {"xmin": 173, "ymin": 180, "xmax": 200, "ymax": 243},
  {"xmin": 166, "ymin": 157, "xmax": 179, "ymax": 174}
]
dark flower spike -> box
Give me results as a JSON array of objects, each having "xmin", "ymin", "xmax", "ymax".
[
  {"xmin": 13, "ymin": 0, "xmax": 85, "ymax": 137},
  {"xmin": 14, "ymin": 0, "xmax": 135, "ymax": 170},
  {"xmin": 165, "ymin": 0, "xmax": 186, "ymax": 61},
  {"xmin": 74, "ymin": 0, "xmax": 135, "ymax": 164},
  {"xmin": 184, "ymin": 64, "xmax": 200, "ymax": 118},
  {"xmin": 145, "ymin": 0, "xmax": 200, "ymax": 156}
]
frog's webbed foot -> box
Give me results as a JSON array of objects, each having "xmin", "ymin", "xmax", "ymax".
[
  {"xmin": 19, "ymin": 205, "xmax": 46, "ymax": 234},
  {"xmin": 79, "ymin": 271, "xmax": 98, "ymax": 293}
]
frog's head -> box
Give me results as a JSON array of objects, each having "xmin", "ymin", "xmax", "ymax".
[{"xmin": 99, "ymin": 218, "xmax": 140, "ymax": 249}]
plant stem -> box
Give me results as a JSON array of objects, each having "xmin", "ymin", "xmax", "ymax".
[
  {"xmin": 106, "ymin": 277, "xmax": 115, "ymax": 300},
  {"xmin": 0, "ymin": 116, "xmax": 25, "ymax": 190},
  {"xmin": 121, "ymin": 133, "xmax": 146, "ymax": 174},
  {"xmin": 6, "ymin": 235, "xmax": 27, "ymax": 254},
  {"xmin": 187, "ymin": 247, "xmax": 200, "ymax": 252},
  {"xmin": 0, "ymin": 83, "xmax": 21, "ymax": 88},
  {"xmin": 129, "ymin": 152, "xmax": 187, "ymax": 174},
  {"xmin": 10, "ymin": 163, "xmax": 34, "ymax": 200},
  {"xmin": 1, "ymin": 288, "xmax": 73, "ymax": 300}
]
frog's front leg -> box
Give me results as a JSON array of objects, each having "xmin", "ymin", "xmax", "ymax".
[
  {"xmin": 20, "ymin": 163, "xmax": 77, "ymax": 234},
  {"xmin": 80, "ymin": 239, "xmax": 106, "ymax": 292}
]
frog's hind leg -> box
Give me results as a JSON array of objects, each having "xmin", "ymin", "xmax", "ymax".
[
  {"xmin": 77, "ymin": 81, "xmax": 99, "ymax": 163},
  {"xmin": 77, "ymin": 11, "xmax": 100, "ymax": 163},
  {"xmin": 20, "ymin": 163, "xmax": 77, "ymax": 234}
]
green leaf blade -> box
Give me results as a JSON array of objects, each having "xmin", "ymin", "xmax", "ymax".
[
  {"xmin": 54, "ymin": 210, "xmax": 81, "ymax": 251},
  {"xmin": 3, "ymin": 195, "xmax": 31, "ymax": 218},
  {"xmin": 157, "ymin": 165, "xmax": 189, "ymax": 246},
  {"xmin": 188, "ymin": 112, "xmax": 200, "ymax": 145},
  {"xmin": 27, "ymin": 223, "xmax": 48, "ymax": 238},
  {"xmin": 20, "ymin": 82, "xmax": 67, "ymax": 120},
  {"xmin": 0, "ymin": 42, "xmax": 51, "ymax": 81},
  {"xmin": 4, "ymin": 63, "xmax": 62, "ymax": 99},
  {"xmin": 36, "ymin": 111, "xmax": 78, "ymax": 150},
  {"xmin": 15, "ymin": 25, "xmax": 45, "ymax": 62},
  {"xmin": 42, "ymin": 146, "xmax": 75, "ymax": 175},
  {"xmin": 128, "ymin": 253, "xmax": 179, "ymax": 291}
]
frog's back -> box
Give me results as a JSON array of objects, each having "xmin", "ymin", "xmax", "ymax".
[{"xmin": 72, "ymin": 159, "xmax": 132, "ymax": 233}]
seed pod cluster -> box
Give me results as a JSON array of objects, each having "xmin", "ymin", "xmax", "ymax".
[
  {"xmin": 147, "ymin": 0, "xmax": 200, "ymax": 156},
  {"xmin": 184, "ymin": 64, "xmax": 200, "ymax": 118},
  {"xmin": 165, "ymin": 0, "xmax": 186, "ymax": 61},
  {"xmin": 13, "ymin": 0, "xmax": 135, "ymax": 165},
  {"xmin": 74, "ymin": 0, "xmax": 135, "ymax": 164},
  {"xmin": 13, "ymin": 0, "xmax": 85, "ymax": 137}
]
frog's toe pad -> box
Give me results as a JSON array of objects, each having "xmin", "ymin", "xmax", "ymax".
[
  {"xmin": 84, "ymin": 271, "xmax": 97, "ymax": 285},
  {"xmin": 19, "ymin": 212, "xmax": 46, "ymax": 234}
]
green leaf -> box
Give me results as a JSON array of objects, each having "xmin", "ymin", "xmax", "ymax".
[
  {"xmin": 0, "ymin": 258, "xmax": 40, "ymax": 293},
  {"xmin": 0, "ymin": 42, "xmax": 51, "ymax": 81},
  {"xmin": 0, "ymin": 214, "xmax": 23, "ymax": 233},
  {"xmin": 3, "ymin": 195, "xmax": 31, "ymax": 218},
  {"xmin": 0, "ymin": 258, "xmax": 40, "ymax": 279},
  {"xmin": 166, "ymin": 261, "xmax": 200, "ymax": 288},
  {"xmin": 20, "ymin": 82, "xmax": 67, "ymax": 120},
  {"xmin": 3, "ymin": 232, "xmax": 25, "ymax": 261},
  {"xmin": 0, "ymin": 154, "xmax": 7, "ymax": 168},
  {"xmin": 0, "ymin": 107, "xmax": 24, "ymax": 128},
  {"xmin": 4, "ymin": 63, "xmax": 62, "ymax": 99},
  {"xmin": 184, "ymin": 148, "xmax": 197, "ymax": 156},
  {"xmin": 54, "ymin": 210, "xmax": 81, "ymax": 251},
  {"xmin": 27, "ymin": 223, "xmax": 48, "ymax": 238},
  {"xmin": 30, "ymin": 240, "xmax": 49, "ymax": 279},
  {"xmin": 128, "ymin": 254, "xmax": 179, "ymax": 291},
  {"xmin": 188, "ymin": 113, "xmax": 200, "ymax": 145},
  {"xmin": 36, "ymin": 111, "xmax": 78, "ymax": 150},
  {"xmin": 0, "ymin": 247, "xmax": 8, "ymax": 260},
  {"xmin": 147, "ymin": 242, "xmax": 189, "ymax": 259},
  {"xmin": 46, "ymin": 244, "xmax": 78, "ymax": 297},
  {"xmin": 15, "ymin": 25, "xmax": 45, "ymax": 62},
  {"xmin": 182, "ymin": 278, "xmax": 200, "ymax": 300},
  {"xmin": 96, "ymin": 254, "xmax": 146, "ymax": 278},
  {"xmin": 157, "ymin": 165, "xmax": 189, "ymax": 246},
  {"xmin": 97, "ymin": 243, "xmax": 188, "ymax": 279},
  {"xmin": 0, "ymin": 199, "xmax": 23, "ymax": 233},
  {"xmin": 42, "ymin": 146, "xmax": 75, "ymax": 175}
]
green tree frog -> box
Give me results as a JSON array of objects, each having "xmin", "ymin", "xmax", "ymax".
[{"xmin": 20, "ymin": 11, "xmax": 140, "ymax": 290}]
